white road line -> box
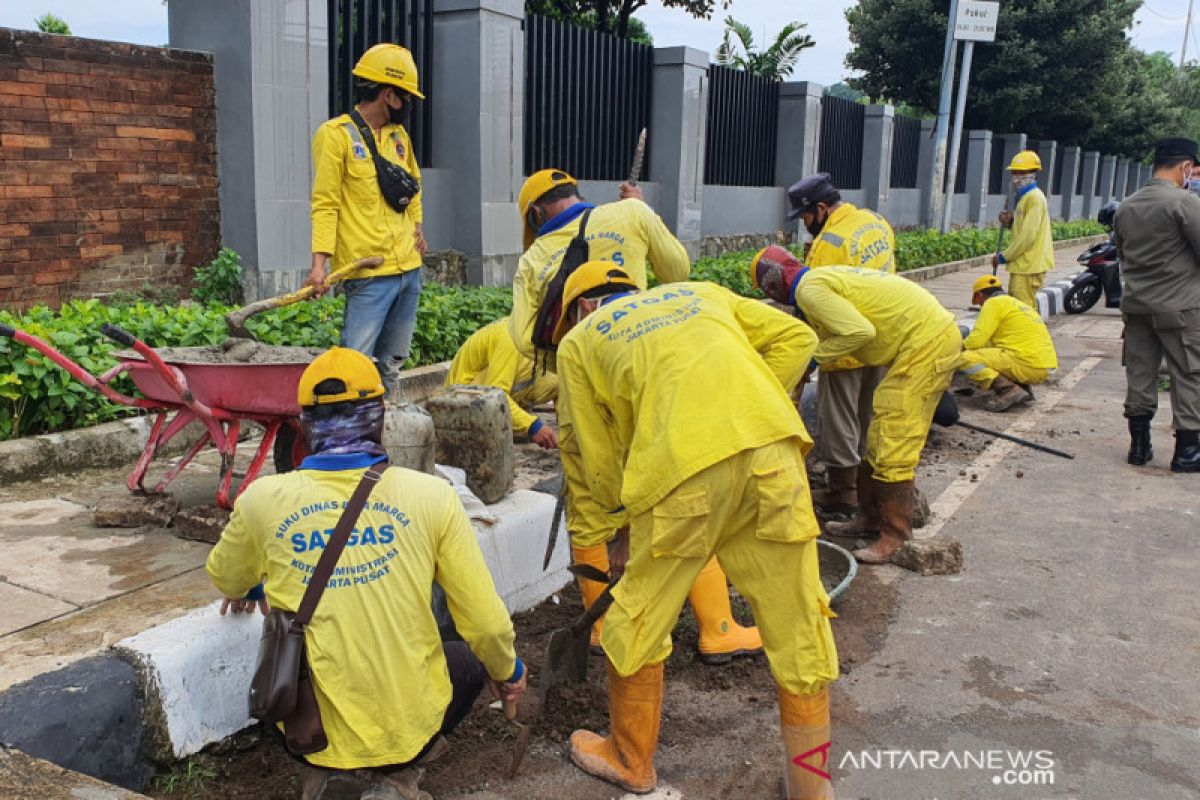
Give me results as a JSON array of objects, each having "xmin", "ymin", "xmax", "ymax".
[{"xmin": 917, "ymin": 356, "xmax": 1103, "ymax": 541}]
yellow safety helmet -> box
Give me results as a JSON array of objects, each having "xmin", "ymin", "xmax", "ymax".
[
  {"xmin": 297, "ymin": 347, "xmax": 386, "ymax": 407},
  {"xmin": 1006, "ymin": 150, "xmax": 1041, "ymax": 172},
  {"xmin": 352, "ymin": 44, "xmax": 424, "ymax": 99},
  {"xmin": 972, "ymin": 274, "xmax": 1003, "ymax": 296},
  {"xmin": 552, "ymin": 261, "xmax": 638, "ymax": 345},
  {"xmin": 519, "ymin": 169, "xmax": 578, "ymax": 250}
]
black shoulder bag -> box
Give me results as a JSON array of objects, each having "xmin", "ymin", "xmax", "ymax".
[
  {"xmin": 531, "ymin": 209, "xmax": 594, "ymax": 353},
  {"xmin": 349, "ymin": 109, "xmax": 420, "ymax": 214}
]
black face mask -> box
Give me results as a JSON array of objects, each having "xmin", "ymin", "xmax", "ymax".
[
  {"xmin": 804, "ymin": 207, "xmax": 828, "ymax": 238},
  {"xmin": 386, "ymin": 95, "xmax": 410, "ymax": 126}
]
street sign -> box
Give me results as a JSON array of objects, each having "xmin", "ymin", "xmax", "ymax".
[{"xmin": 954, "ymin": 0, "xmax": 999, "ymax": 42}]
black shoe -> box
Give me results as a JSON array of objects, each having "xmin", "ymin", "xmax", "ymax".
[
  {"xmin": 1128, "ymin": 416, "xmax": 1153, "ymax": 466},
  {"xmin": 1170, "ymin": 430, "xmax": 1200, "ymax": 473}
]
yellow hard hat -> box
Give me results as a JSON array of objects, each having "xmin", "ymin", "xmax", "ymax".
[
  {"xmin": 972, "ymin": 274, "xmax": 1003, "ymax": 296},
  {"xmin": 519, "ymin": 169, "xmax": 578, "ymax": 250},
  {"xmin": 297, "ymin": 347, "xmax": 386, "ymax": 407},
  {"xmin": 352, "ymin": 44, "xmax": 424, "ymax": 99},
  {"xmin": 1006, "ymin": 150, "xmax": 1041, "ymax": 172},
  {"xmin": 552, "ymin": 261, "xmax": 638, "ymax": 344}
]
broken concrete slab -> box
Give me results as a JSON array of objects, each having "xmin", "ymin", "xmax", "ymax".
[
  {"xmin": 172, "ymin": 506, "xmax": 230, "ymax": 545},
  {"xmin": 0, "ymin": 746, "xmax": 149, "ymax": 799},
  {"xmin": 893, "ymin": 535, "xmax": 964, "ymax": 576},
  {"xmin": 0, "ymin": 498, "xmax": 90, "ymax": 529},
  {"xmin": 92, "ymin": 494, "xmax": 181, "ymax": 529}
]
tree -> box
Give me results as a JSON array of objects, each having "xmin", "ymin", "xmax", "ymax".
[
  {"xmin": 844, "ymin": 0, "xmax": 1165, "ymax": 156},
  {"xmin": 527, "ymin": 1, "xmax": 653, "ymax": 44},
  {"xmin": 714, "ymin": 17, "xmax": 814, "ymax": 80},
  {"xmin": 35, "ymin": 12, "xmax": 71, "ymax": 35},
  {"xmin": 527, "ymin": 0, "xmax": 730, "ymax": 41}
]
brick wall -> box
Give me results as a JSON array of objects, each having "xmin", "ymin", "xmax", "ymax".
[{"xmin": 0, "ymin": 28, "xmax": 219, "ymax": 309}]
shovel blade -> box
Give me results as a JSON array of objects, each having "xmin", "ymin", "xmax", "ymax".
[{"xmin": 539, "ymin": 624, "xmax": 594, "ymax": 700}]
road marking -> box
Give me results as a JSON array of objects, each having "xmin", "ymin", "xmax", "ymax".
[{"xmin": 917, "ymin": 356, "xmax": 1102, "ymax": 541}]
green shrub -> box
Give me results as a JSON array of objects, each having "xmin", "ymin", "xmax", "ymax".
[{"xmin": 192, "ymin": 248, "xmax": 245, "ymax": 306}]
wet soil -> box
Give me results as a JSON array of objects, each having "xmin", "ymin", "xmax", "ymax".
[{"xmin": 116, "ymin": 342, "xmax": 325, "ymax": 366}]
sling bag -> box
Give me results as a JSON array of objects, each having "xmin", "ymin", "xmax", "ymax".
[
  {"xmin": 530, "ymin": 208, "xmax": 594, "ymax": 354},
  {"xmin": 248, "ymin": 462, "xmax": 387, "ymax": 755},
  {"xmin": 349, "ymin": 109, "xmax": 420, "ymax": 214}
]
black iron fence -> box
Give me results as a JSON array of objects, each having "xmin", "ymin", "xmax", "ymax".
[
  {"xmin": 818, "ymin": 95, "xmax": 864, "ymax": 190},
  {"xmin": 988, "ymin": 144, "xmax": 1007, "ymax": 194},
  {"xmin": 1053, "ymin": 148, "xmax": 1067, "ymax": 194},
  {"xmin": 328, "ymin": 0, "xmax": 434, "ymax": 166},
  {"xmin": 704, "ymin": 65, "xmax": 779, "ymax": 186},
  {"xmin": 889, "ymin": 114, "xmax": 921, "ymax": 189},
  {"xmin": 524, "ymin": 15, "xmax": 653, "ymax": 181}
]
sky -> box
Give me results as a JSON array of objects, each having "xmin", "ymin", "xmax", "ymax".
[{"xmin": 0, "ymin": 0, "xmax": 1193, "ymax": 87}]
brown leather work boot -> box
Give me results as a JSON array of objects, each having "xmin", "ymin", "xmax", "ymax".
[
  {"xmin": 986, "ymin": 376, "xmax": 1032, "ymax": 412},
  {"xmin": 852, "ymin": 479, "xmax": 914, "ymax": 564},
  {"xmin": 811, "ymin": 465, "xmax": 858, "ymax": 512},
  {"xmin": 824, "ymin": 465, "xmax": 878, "ymax": 537}
]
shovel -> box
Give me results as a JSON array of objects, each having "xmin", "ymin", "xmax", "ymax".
[
  {"xmin": 223, "ymin": 256, "xmax": 384, "ymax": 339},
  {"xmin": 503, "ymin": 697, "xmax": 532, "ymax": 779},
  {"xmin": 539, "ymin": 570, "xmax": 618, "ymax": 704}
]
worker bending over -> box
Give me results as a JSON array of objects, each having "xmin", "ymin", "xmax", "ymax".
[
  {"xmin": 958, "ymin": 275, "xmax": 1058, "ymax": 412},
  {"xmin": 751, "ymin": 252, "xmax": 960, "ymax": 565},
  {"xmin": 445, "ymin": 316, "xmax": 559, "ymax": 448},
  {"xmin": 556, "ymin": 262, "xmax": 838, "ymax": 798}
]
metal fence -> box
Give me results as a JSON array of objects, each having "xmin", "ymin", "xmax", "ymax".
[
  {"xmin": 704, "ymin": 65, "xmax": 779, "ymax": 186},
  {"xmin": 328, "ymin": 0, "xmax": 434, "ymax": 166},
  {"xmin": 889, "ymin": 114, "xmax": 921, "ymax": 189},
  {"xmin": 988, "ymin": 144, "xmax": 1007, "ymax": 194},
  {"xmin": 1053, "ymin": 148, "xmax": 1067, "ymax": 194},
  {"xmin": 952, "ymin": 134, "xmax": 969, "ymax": 193},
  {"xmin": 524, "ymin": 15, "xmax": 653, "ymax": 181},
  {"xmin": 818, "ymin": 95, "xmax": 864, "ymax": 190}
]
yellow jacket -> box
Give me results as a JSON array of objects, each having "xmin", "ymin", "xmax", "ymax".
[
  {"xmin": 793, "ymin": 267, "xmax": 956, "ymax": 367},
  {"xmin": 311, "ymin": 114, "xmax": 423, "ymax": 280},
  {"xmin": 445, "ymin": 317, "xmax": 559, "ymax": 435},
  {"xmin": 510, "ymin": 199, "xmax": 691, "ymax": 360},
  {"xmin": 557, "ymin": 281, "xmax": 818, "ymax": 521},
  {"xmin": 207, "ymin": 458, "xmax": 517, "ymax": 770},
  {"xmin": 964, "ymin": 294, "xmax": 1058, "ymax": 369},
  {"xmin": 1000, "ymin": 185, "xmax": 1054, "ymax": 275},
  {"xmin": 806, "ymin": 202, "xmax": 897, "ymax": 370}
]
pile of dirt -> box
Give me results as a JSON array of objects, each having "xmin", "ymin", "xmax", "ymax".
[{"xmin": 117, "ymin": 341, "xmax": 325, "ymax": 366}]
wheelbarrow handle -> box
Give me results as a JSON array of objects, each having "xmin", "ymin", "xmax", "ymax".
[
  {"xmin": 0, "ymin": 324, "xmax": 150, "ymax": 408},
  {"xmin": 0, "ymin": 323, "xmax": 15, "ymax": 338},
  {"xmin": 99, "ymin": 322, "xmax": 138, "ymax": 348}
]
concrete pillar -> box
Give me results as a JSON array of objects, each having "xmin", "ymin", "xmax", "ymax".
[
  {"xmin": 775, "ymin": 81, "xmax": 823, "ymax": 186},
  {"xmin": 1035, "ymin": 140, "xmax": 1056, "ymax": 196},
  {"xmin": 1098, "ymin": 155, "xmax": 1117, "ymax": 205},
  {"xmin": 995, "ymin": 134, "xmax": 1027, "ymax": 193},
  {"xmin": 1080, "ymin": 152, "xmax": 1101, "ymax": 218},
  {"xmin": 168, "ymin": 0, "xmax": 329, "ymax": 300},
  {"xmin": 917, "ymin": 119, "xmax": 936, "ymax": 226},
  {"xmin": 1058, "ymin": 146, "xmax": 1081, "ymax": 220},
  {"xmin": 965, "ymin": 130, "xmax": 992, "ymax": 227},
  {"xmin": 430, "ymin": 0, "xmax": 524, "ymax": 286},
  {"xmin": 1113, "ymin": 158, "xmax": 1128, "ymax": 200},
  {"xmin": 650, "ymin": 47, "xmax": 708, "ymax": 256},
  {"xmin": 860, "ymin": 104, "xmax": 894, "ymax": 212}
]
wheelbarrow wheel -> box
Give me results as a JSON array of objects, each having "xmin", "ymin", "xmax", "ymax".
[{"xmin": 273, "ymin": 422, "xmax": 309, "ymax": 474}]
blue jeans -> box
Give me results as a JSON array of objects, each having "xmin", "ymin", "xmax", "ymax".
[{"xmin": 340, "ymin": 270, "xmax": 422, "ymax": 388}]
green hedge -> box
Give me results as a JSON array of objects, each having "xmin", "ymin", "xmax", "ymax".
[{"xmin": 0, "ymin": 221, "xmax": 1103, "ymax": 440}]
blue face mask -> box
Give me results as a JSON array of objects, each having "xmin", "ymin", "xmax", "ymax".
[{"xmin": 301, "ymin": 399, "xmax": 387, "ymax": 458}]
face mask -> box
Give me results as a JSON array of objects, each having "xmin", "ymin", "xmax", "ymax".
[
  {"xmin": 386, "ymin": 92, "xmax": 410, "ymax": 126},
  {"xmin": 804, "ymin": 207, "xmax": 827, "ymax": 238},
  {"xmin": 1011, "ymin": 174, "xmax": 1036, "ymax": 191}
]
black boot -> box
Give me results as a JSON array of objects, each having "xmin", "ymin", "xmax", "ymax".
[
  {"xmin": 1127, "ymin": 416, "xmax": 1153, "ymax": 466},
  {"xmin": 1170, "ymin": 430, "xmax": 1200, "ymax": 473}
]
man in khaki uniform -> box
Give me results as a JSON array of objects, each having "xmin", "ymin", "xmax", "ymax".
[{"xmin": 1112, "ymin": 137, "xmax": 1200, "ymax": 472}]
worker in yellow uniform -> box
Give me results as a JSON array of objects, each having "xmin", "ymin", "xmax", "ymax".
[
  {"xmin": 555, "ymin": 262, "xmax": 838, "ymax": 798},
  {"xmin": 751, "ymin": 256, "xmax": 960, "ymax": 565},
  {"xmin": 511, "ymin": 170, "xmax": 759, "ymax": 663},
  {"xmin": 778, "ymin": 172, "xmax": 897, "ymax": 512},
  {"xmin": 991, "ymin": 150, "xmax": 1055, "ymax": 307},
  {"xmin": 958, "ymin": 275, "xmax": 1058, "ymax": 412},
  {"xmin": 445, "ymin": 317, "xmax": 559, "ymax": 449},
  {"xmin": 208, "ymin": 348, "xmax": 525, "ymax": 800},
  {"xmin": 306, "ymin": 44, "xmax": 428, "ymax": 397}
]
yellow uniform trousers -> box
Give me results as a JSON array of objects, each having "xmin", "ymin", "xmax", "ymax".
[
  {"xmin": 601, "ymin": 439, "xmax": 838, "ymax": 696},
  {"xmin": 957, "ymin": 348, "xmax": 1051, "ymax": 390},
  {"xmin": 866, "ymin": 323, "xmax": 962, "ymax": 483},
  {"xmin": 1007, "ymin": 273, "xmax": 1045, "ymax": 307}
]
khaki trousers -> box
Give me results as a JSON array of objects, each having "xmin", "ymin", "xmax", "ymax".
[
  {"xmin": 816, "ymin": 366, "xmax": 886, "ymax": 469},
  {"xmin": 1122, "ymin": 310, "xmax": 1200, "ymax": 430}
]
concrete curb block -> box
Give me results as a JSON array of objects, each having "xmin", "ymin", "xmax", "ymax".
[{"xmin": 902, "ymin": 235, "xmax": 1105, "ymax": 285}]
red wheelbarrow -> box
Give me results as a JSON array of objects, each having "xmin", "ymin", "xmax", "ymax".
[{"xmin": 0, "ymin": 321, "xmax": 312, "ymax": 508}]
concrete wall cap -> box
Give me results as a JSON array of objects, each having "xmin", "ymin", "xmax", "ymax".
[
  {"xmin": 653, "ymin": 46, "xmax": 708, "ymax": 69},
  {"xmin": 779, "ymin": 81, "xmax": 823, "ymax": 99},
  {"xmin": 433, "ymin": 0, "xmax": 523, "ymax": 18},
  {"xmin": 865, "ymin": 103, "xmax": 894, "ymax": 118},
  {"xmin": 968, "ymin": 129, "xmax": 992, "ymax": 140}
]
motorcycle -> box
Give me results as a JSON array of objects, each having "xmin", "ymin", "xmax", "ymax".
[{"xmin": 1062, "ymin": 202, "xmax": 1122, "ymax": 315}]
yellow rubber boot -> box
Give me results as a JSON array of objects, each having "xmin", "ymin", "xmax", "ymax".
[
  {"xmin": 572, "ymin": 542, "xmax": 609, "ymax": 649},
  {"xmin": 778, "ymin": 685, "xmax": 835, "ymax": 800},
  {"xmin": 689, "ymin": 557, "xmax": 764, "ymax": 665},
  {"xmin": 569, "ymin": 660, "xmax": 663, "ymax": 794}
]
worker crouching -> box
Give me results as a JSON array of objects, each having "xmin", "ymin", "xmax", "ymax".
[
  {"xmin": 751, "ymin": 247, "xmax": 960, "ymax": 565},
  {"xmin": 958, "ymin": 275, "xmax": 1058, "ymax": 412},
  {"xmin": 555, "ymin": 262, "xmax": 838, "ymax": 798}
]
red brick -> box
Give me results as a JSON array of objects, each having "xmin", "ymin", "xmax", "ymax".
[
  {"xmin": 1, "ymin": 133, "xmax": 50, "ymax": 148},
  {"xmin": 0, "ymin": 223, "xmax": 30, "ymax": 237},
  {"xmin": 80, "ymin": 244, "xmax": 122, "ymax": 258},
  {"xmin": 0, "ymin": 80, "xmax": 46, "ymax": 96},
  {"xmin": 3, "ymin": 185, "xmax": 53, "ymax": 199},
  {"xmin": 34, "ymin": 270, "xmax": 74, "ymax": 285},
  {"xmin": 116, "ymin": 125, "xmax": 194, "ymax": 142},
  {"xmin": 18, "ymin": 68, "xmax": 67, "ymax": 85}
]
